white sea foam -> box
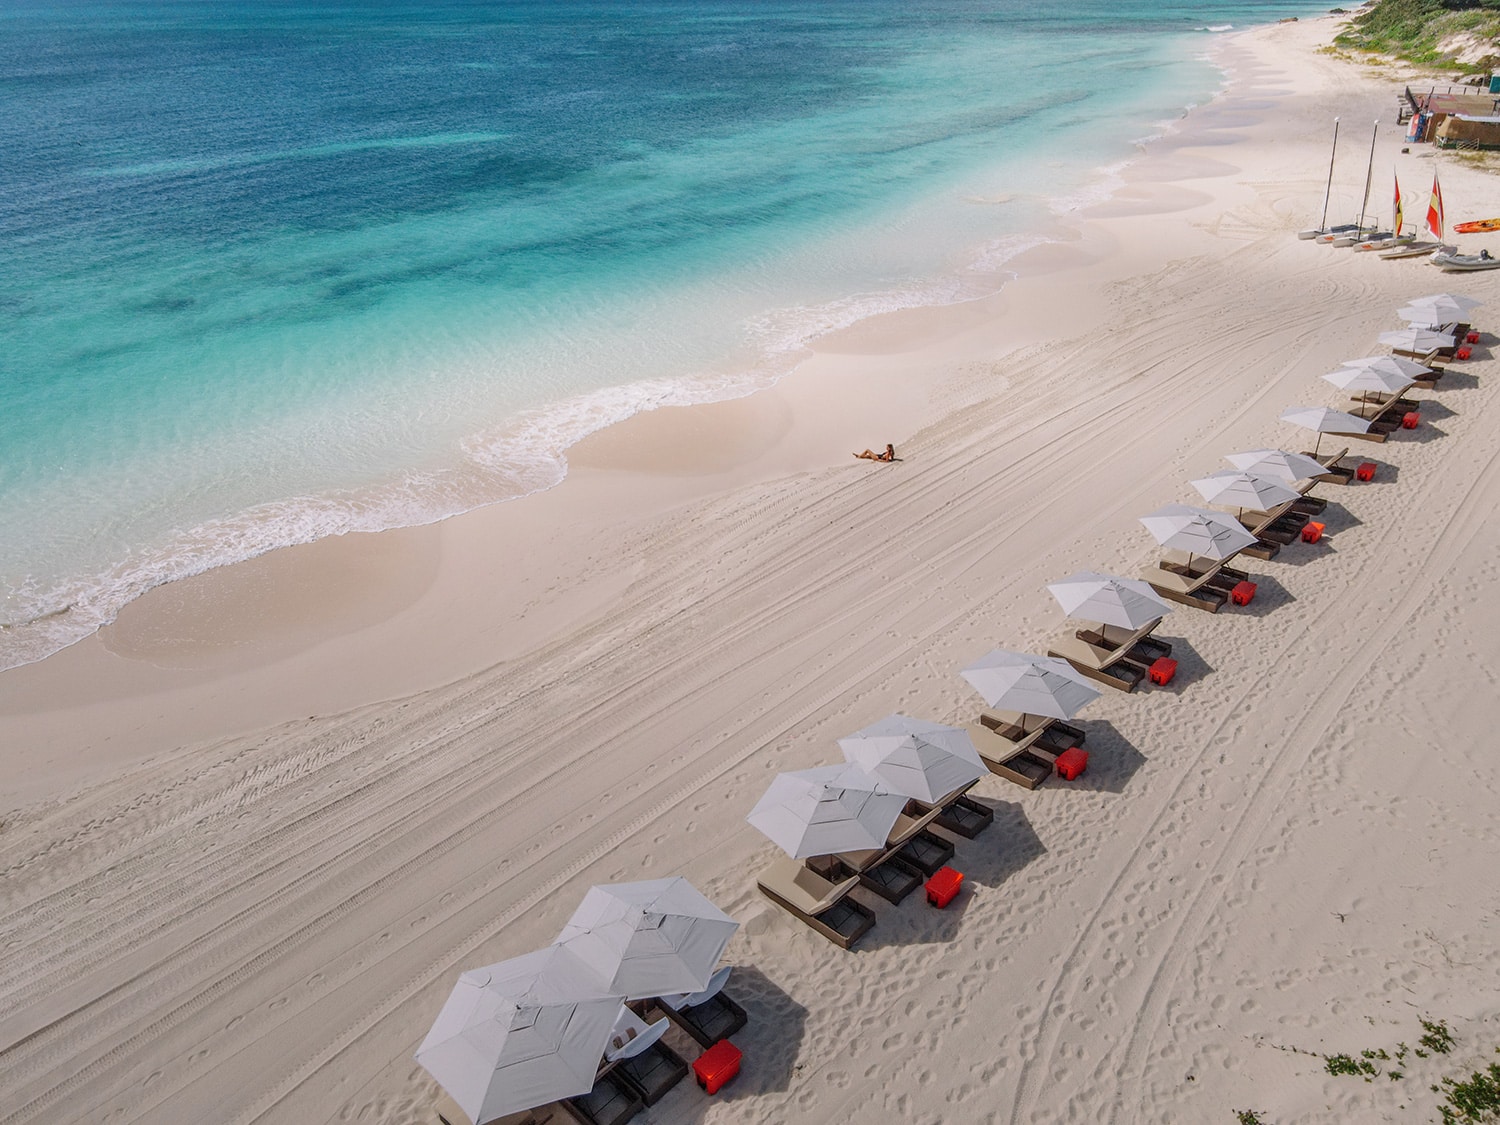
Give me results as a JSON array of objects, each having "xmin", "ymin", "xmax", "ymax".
[
  {"xmin": 1047, "ymin": 159, "xmax": 1133, "ymax": 215},
  {"xmin": 0, "ymin": 13, "xmax": 1256, "ymax": 674},
  {"xmin": 0, "ymin": 263, "xmax": 1027, "ymax": 673}
]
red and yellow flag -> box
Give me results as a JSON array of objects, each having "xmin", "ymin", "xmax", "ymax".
[
  {"xmin": 1393, "ymin": 173, "xmax": 1403, "ymax": 236},
  {"xmin": 1426, "ymin": 172, "xmax": 1444, "ymax": 240}
]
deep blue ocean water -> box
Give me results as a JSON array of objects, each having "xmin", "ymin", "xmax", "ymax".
[{"xmin": 0, "ymin": 0, "xmax": 1318, "ymax": 667}]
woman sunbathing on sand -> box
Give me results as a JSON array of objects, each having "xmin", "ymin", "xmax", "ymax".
[{"xmin": 854, "ymin": 443, "xmax": 897, "ymax": 462}]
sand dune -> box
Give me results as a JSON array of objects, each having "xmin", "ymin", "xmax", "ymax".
[{"xmin": 3, "ymin": 16, "xmax": 1500, "ymax": 1125}]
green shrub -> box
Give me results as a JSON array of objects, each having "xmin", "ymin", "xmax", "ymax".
[
  {"xmin": 1335, "ymin": 0, "xmax": 1500, "ymax": 65},
  {"xmin": 1436, "ymin": 1061, "xmax": 1500, "ymax": 1123},
  {"xmin": 1423, "ymin": 1019, "xmax": 1458, "ymax": 1056}
]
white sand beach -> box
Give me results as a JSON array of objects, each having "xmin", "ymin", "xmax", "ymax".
[{"xmin": 4, "ymin": 15, "xmax": 1500, "ymax": 1125}]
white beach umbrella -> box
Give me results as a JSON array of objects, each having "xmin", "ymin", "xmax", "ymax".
[
  {"xmin": 836, "ymin": 714, "xmax": 985, "ymax": 804},
  {"xmin": 1321, "ymin": 366, "xmax": 1417, "ymax": 407},
  {"xmin": 1396, "ymin": 306, "xmax": 1455, "ymax": 327},
  {"xmin": 1279, "ymin": 404, "xmax": 1372, "ymax": 456},
  {"xmin": 555, "ymin": 877, "xmax": 739, "ymax": 1000},
  {"xmin": 1189, "ymin": 470, "xmax": 1300, "ymax": 515},
  {"xmin": 1407, "ymin": 291, "xmax": 1482, "ymax": 309},
  {"xmin": 1138, "ymin": 503, "xmax": 1258, "ymax": 564},
  {"xmin": 1339, "ymin": 354, "xmax": 1433, "ymax": 381},
  {"xmin": 1046, "ymin": 570, "xmax": 1172, "ymax": 630},
  {"xmin": 1403, "ymin": 292, "xmax": 1482, "ymax": 319},
  {"xmin": 747, "ymin": 763, "xmax": 905, "ymax": 859},
  {"xmin": 1378, "ymin": 327, "xmax": 1455, "ymax": 353},
  {"xmin": 416, "ymin": 946, "xmax": 619, "ymax": 1125},
  {"xmin": 959, "ymin": 648, "xmax": 1101, "ymax": 720},
  {"xmin": 1223, "ymin": 448, "xmax": 1329, "ymax": 483}
]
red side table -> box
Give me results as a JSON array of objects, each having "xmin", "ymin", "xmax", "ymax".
[
  {"xmin": 1055, "ymin": 747, "xmax": 1089, "ymax": 780},
  {"xmin": 1300, "ymin": 522, "xmax": 1325, "ymax": 544},
  {"xmin": 1456, "ymin": 346, "xmax": 1473, "ymax": 360},
  {"xmin": 693, "ymin": 1040, "xmax": 742, "ymax": 1095},
  {"xmin": 925, "ymin": 866, "xmax": 964, "ymax": 908},
  {"xmin": 1402, "ymin": 412, "xmax": 1420, "ymax": 429},
  {"xmin": 1230, "ymin": 580, "xmax": 1257, "ymax": 606},
  {"xmin": 1356, "ymin": 461, "xmax": 1376, "ymax": 481},
  {"xmin": 1148, "ymin": 656, "xmax": 1177, "ymax": 686}
]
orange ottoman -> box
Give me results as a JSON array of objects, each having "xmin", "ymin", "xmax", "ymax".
[
  {"xmin": 1055, "ymin": 747, "xmax": 1089, "ymax": 780},
  {"xmin": 925, "ymin": 866, "xmax": 964, "ymax": 908},
  {"xmin": 693, "ymin": 1040, "xmax": 742, "ymax": 1095}
]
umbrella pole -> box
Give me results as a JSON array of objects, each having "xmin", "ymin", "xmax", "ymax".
[{"xmin": 1313, "ymin": 432, "xmax": 1323, "ymax": 459}]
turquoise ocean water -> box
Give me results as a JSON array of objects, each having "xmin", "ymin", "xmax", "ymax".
[{"xmin": 0, "ymin": 0, "xmax": 1318, "ymax": 669}]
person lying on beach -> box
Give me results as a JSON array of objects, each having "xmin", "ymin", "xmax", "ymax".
[{"xmin": 854, "ymin": 443, "xmax": 898, "ymax": 462}]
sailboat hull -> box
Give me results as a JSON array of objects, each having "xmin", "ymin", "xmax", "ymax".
[{"xmin": 1378, "ymin": 240, "xmax": 1444, "ymax": 259}]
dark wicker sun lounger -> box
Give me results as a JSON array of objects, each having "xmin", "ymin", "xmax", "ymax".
[
  {"xmin": 757, "ymin": 859, "xmax": 875, "ymax": 949},
  {"xmin": 652, "ymin": 990, "xmax": 749, "ymax": 1050},
  {"xmin": 862, "ymin": 852, "xmax": 926, "ymax": 901},
  {"xmin": 931, "ymin": 793, "xmax": 994, "ymax": 838},
  {"xmin": 1047, "ymin": 634, "xmax": 1144, "ymax": 690},
  {"xmin": 1298, "ymin": 446, "xmax": 1354, "ymax": 485},
  {"xmin": 1142, "ymin": 561, "xmax": 1229, "ymax": 612},
  {"xmin": 437, "ymin": 1093, "xmax": 561, "ymax": 1125},
  {"xmin": 896, "ymin": 829, "xmax": 954, "ymax": 875},
  {"xmin": 965, "ymin": 722, "xmax": 1054, "ymax": 789},
  {"xmin": 612, "ymin": 1041, "xmax": 689, "ymax": 1107},
  {"xmin": 1075, "ymin": 623, "xmax": 1171, "ymax": 668},
  {"xmin": 1238, "ymin": 501, "xmax": 1310, "ymax": 559},
  {"xmin": 562, "ymin": 1074, "xmax": 643, "ymax": 1125}
]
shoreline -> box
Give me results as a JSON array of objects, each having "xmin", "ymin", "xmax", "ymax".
[
  {"xmin": 0, "ymin": 19, "xmax": 1246, "ymax": 682},
  {"xmin": 0, "ymin": 31, "xmax": 1239, "ymax": 802},
  {"xmin": 6, "ymin": 13, "xmax": 1500, "ymax": 1125}
]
